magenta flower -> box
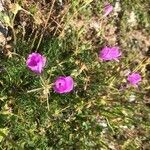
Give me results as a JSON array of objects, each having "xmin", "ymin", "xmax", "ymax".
[
  {"xmin": 26, "ymin": 52, "xmax": 46, "ymax": 74},
  {"xmin": 104, "ymin": 3, "xmax": 113, "ymax": 16},
  {"xmin": 53, "ymin": 76, "xmax": 74, "ymax": 94},
  {"xmin": 99, "ymin": 46, "xmax": 121, "ymax": 61},
  {"xmin": 127, "ymin": 73, "xmax": 142, "ymax": 86}
]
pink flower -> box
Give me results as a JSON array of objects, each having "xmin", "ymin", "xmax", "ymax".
[
  {"xmin": 26, "ymin": 52, "xmax": 46, "ymax": 74},
  {"xmin": 127, "ymin": 73, "xmax": 142, "ymax": 86},
  {"xmin": 104, "ymin": 3, "xmax": 113, "ymax": 16},
  {"xmin": 53, "ymin": 76, "xmax": 74, "ymax": 94},
  {"xmin": 99, "ymin": 46, "xmax": 121, "ymax": 61}
]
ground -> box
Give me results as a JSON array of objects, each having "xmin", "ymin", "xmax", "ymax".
[{"xmin": 0, "ymin": 0, "xmax": 150, "ymax": 149}]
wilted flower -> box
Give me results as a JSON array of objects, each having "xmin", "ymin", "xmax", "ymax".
[
  {"xmin": 99, "ymin": 46, "xmax": 121, "ymax": 61},
  {"xmin": 26, "ymin": 52, "xmax": 46, "ymax": 74},
  {"xmin": 128, "ymin": 11, "xmax": 137, "ymax": 27},
  {"xmin": 114, "ymin": 1, "xmax": 121, "ymax": 13},
  {"xmin": 128, "ymin": 94, "xmax": 136, "ymax": 102},
  {"xmin": 53, "ymin": 76, "xmax": 74, "ymax": 94},
  {"xmin": 104, "ymin": 3, "xmax": 113, "ymax": 16},
  {"xmin": 127, "ymin": 73, "xmax": 141, "ymax": 85}
]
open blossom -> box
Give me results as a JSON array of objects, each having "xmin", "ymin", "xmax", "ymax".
[
  {"xmin": 26, "ymin": 52, "xmax": 46, "ymax": 74},
  {"xmin": 104, "ymin": 3, "xmax": 113, "ymax": 16},
  {"xmin": 127, "ymin": 73, "xmax": 141, "ymax": 85},
  {"xmin": 99, "ymin": 46, "xmax": 121, "ymax": 61},
  {"xmin": 53, "ymin": 76, "xmax": 74, "ymax": 94}
]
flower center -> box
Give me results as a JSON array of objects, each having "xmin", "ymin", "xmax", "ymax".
[
  {"xmin": 30, "ymin": 60, "xmax": 38, "ymax": 66},
  {"xmin": 59, "ymin": 82, "xmax": 63, "ymax": 87}
]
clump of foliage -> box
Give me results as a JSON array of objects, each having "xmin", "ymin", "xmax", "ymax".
[{"xmin": 0, "ymin": 0, "xmax": 150, "ymax": 149}]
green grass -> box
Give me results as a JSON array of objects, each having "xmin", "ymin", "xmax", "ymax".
[{"xmin": 0, "ymin": 0, "xmax": 150, "ymax": 149}]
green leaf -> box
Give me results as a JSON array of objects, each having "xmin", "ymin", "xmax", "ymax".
[
  {"xmin": 0, "ymin": 128, "xmax": 9, "ymax": 142},
  {"xmin": 9, "ymin": 3, "xmax": 22, "ymax": 15},
  {"xmin": 0, "ymin": 12, "xmax": 11, "ymax": 26}
]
